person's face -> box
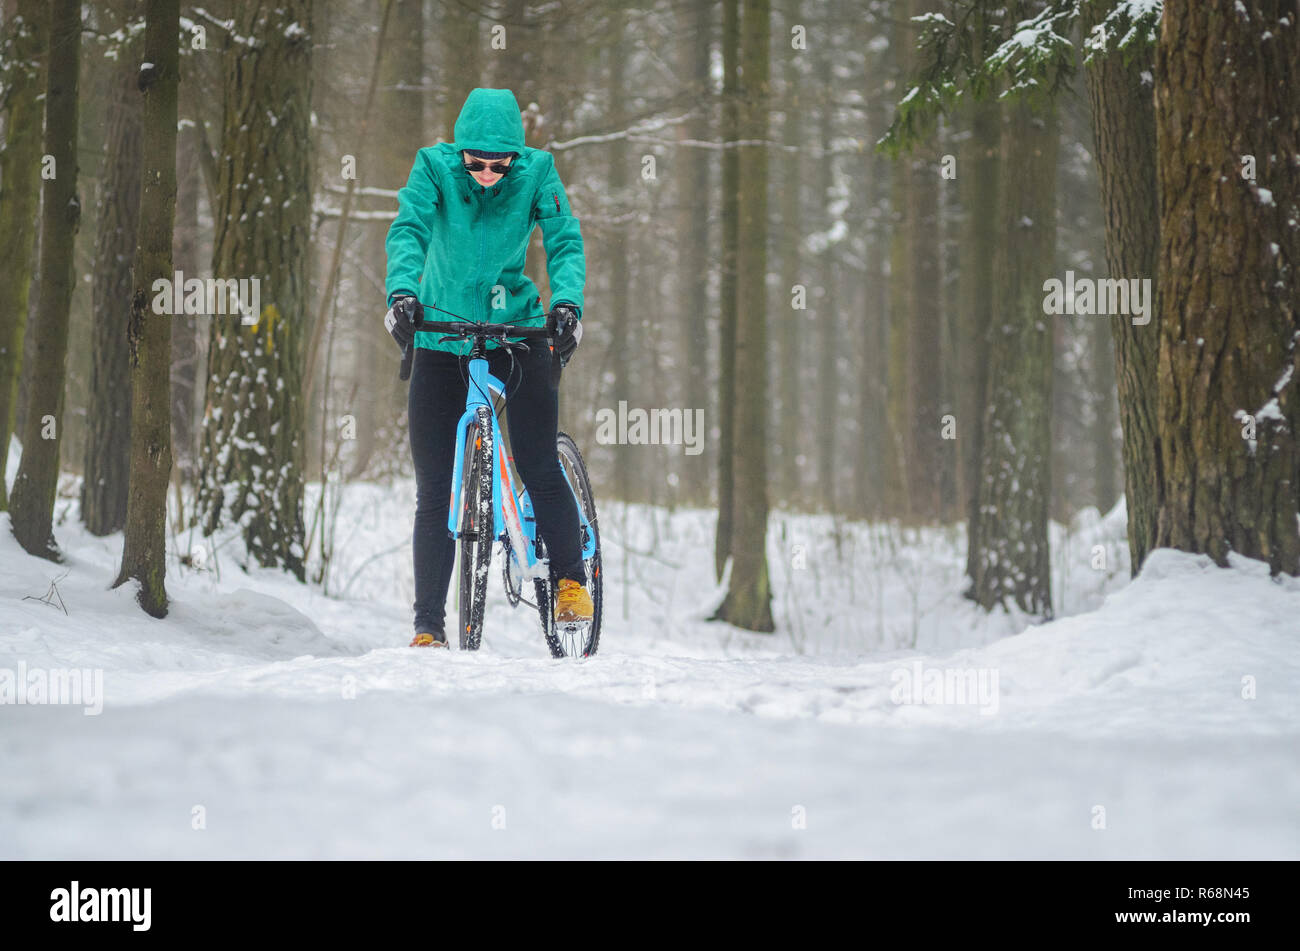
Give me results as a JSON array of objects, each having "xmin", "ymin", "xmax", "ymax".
[{"xmin": 463, "ymin": 153, "xmax": 513, "ymax": 187}]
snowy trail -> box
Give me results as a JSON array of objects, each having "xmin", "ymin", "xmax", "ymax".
[
  {"xmin": 5, "ymin": 689, "xmax": 1294, "ymax": 860},
  {"xmin": 2, "ymin": 487, "xmax": 1298, "ymax": 859}
]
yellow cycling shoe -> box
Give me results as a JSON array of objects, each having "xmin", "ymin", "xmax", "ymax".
[
  {"xmin": 410, "ymin": 632, "xmax": 448, "ymax": 648},
  {"xmin": 554, "ymin": 578, "xmax": 593, "ymax": 623}
]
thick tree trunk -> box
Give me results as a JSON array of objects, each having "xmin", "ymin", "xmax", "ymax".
[
  {"xmin": 1092, "ymin": 320, "xmax": 1119, "ymax": 512},
  {"xmin": 1081, "ymin": 0, "xmax": 1161, "ymax": 572},
  {"xmin": 196, "ymin": 0, "xmax": 312, "ymax": 580},
  {"xmin": 83, "ymin": 6, "xmax": 143, "ymax": 536},
  {"xmin": 713, "ymin": 0, "xmax": 740, "ymax": 580},
  {"xmin": 712, "ymin": 0, "xmax": 773, "ymax": 632},
  {"xmin": 115, "ymin": 0, "xmax": 179, "ymax": 618},
  {"xmin": 0, "ymin": 0, "xmax": 47, "ymax": 512},
  {"xmin": 967, "ymin": 100, "xmax": 1057, "ymax": 617},
  {"xmin": 1152, "ymin": 0, "xmax": 1300, "ymax": 574},
  {"xmin": 960, "ymin": 99, "xmax": 1000, "ymax": 579},
  {"xmin": 8, "ymin": 0, "xmax": 79, "ymax": 559}
]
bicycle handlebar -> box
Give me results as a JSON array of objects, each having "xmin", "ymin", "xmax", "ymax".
[
  {"xmin": 397, "ymin": 313, "xmax": 562, "ymax": 389},
  {"xmin": 416, "ymin": 318, "xmax": 554, "ymax": 339}
]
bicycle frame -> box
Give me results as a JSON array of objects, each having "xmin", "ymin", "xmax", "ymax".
[{"xmin": 446, "ymin": 348, "xmax": 596, "ymax": 583}]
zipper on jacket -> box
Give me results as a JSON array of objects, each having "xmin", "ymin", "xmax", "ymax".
[{"xmin": 476, "ymin": 187, "xmax": 487, "ymax": 326}]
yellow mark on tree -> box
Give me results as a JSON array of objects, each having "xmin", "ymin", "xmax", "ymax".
[{"xmin": 256, "ymin": 303, "xmax": 280, "ymax": 352}]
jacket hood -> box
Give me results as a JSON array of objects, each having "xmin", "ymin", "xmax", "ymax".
[{"xmin": 452, "ymin": 88, "xmax": 525, "ymax": 155}]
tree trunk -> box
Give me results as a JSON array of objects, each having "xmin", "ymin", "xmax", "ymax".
[
  {"xmin": 815, "ymin": 46, "xmax": 838, "ymax": 514},
  {"xmin": 1080, "ymin": 0, "xmax": 1161, "ymax": 572},
  {"xmin": 967, "ymin": 99, "xmax": 1057, "ymax": 617},
  {"xmin": 171, "ymin": 105, "xmax": 202, "ymax": 482},
  {"xmin": 352, "ymin": 0, "xmax": 421, "ymax": 481},
  {"xmin": 1152, "ymin": 0, "xmax": 1300, "ymax": 574},
  {"xmin": 0, "ymin": 0, "xmax": 47, "ymax": 512},
  {"xmin": 776, "ymin": 62, "xmax": 802, "ymax": 509},
  {"xmin": 885, "ymin": 14, "xmax": 915, "ymax": 520},
  {"xmin": 902, "ymin": 0, "xmax": 943, "ymax": 523},
  {"xmin": 1092, "ymin": 320, "xmax": 1119, "ymax": 512},
  {"xmin": 606, "ymin": 10, "xmax": 631, "ymax": 505},
  {"xmin": 712, "ymin": 0, "xmax": 773, "ymax": 632},
  {"xmin": 856, "ymin": 36, "xmax": 892, "ymax": 519},
  {"xmin": 960, "ymin": 99, "xmax": 1000, "ymax": 578},
  {"xmin": 83, "ymin": 4, "xmax": 143, "ymax": 536},
  {"xmin": 115, "ymin": 0, "xmax": 179, "ymax": 618},
  {"xmin": 713, "ymin": 0, "xmax": 740, "ymax": 580},
  {"xmin": 196, "ymin": 0, "xmax": 312, "ymax": 580},
  {"xmin": 677, "ymin": 0, "xmax": 712, "ymax": 507},
  {"xmin": 8, "ymin": 0, "xmax": 79, "ymax": 559},
  {"xmin": 441, "ymin": 2, "xmax": 479, "ymax": 141}
]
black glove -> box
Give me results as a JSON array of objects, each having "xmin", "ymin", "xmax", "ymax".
[
  {"xmin": 550, "ymin": 304, "xmax": 582, "ymax": 367},
  {"xmin": 386, "ymin": 295, "xmax": 423, "ymax": 352}
]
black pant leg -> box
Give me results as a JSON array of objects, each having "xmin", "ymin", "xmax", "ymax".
[
  {"xmin": 493, "ymin": 343, "xmax": 587, "ymax": 584},
  {"xmin": 408, "ymin": 347, "xmax": 468, "ymax": 634}
]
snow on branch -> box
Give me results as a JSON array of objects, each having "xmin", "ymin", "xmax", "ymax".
[
  {"xmin": 547, "ymin": 112, "xmax": 698, "ymax": 151},
  {"xmin": 189, "ymin": 7, "xmax": 257, "ymax": 48},
  {"xmin": 879, "ymin": 0, "xmax": 1163, "ymax": 155},
  {"xmin": 1082, "ymin": 0, "xmax": 1163, "ymax": 63}
]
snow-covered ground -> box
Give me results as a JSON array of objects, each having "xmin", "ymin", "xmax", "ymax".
[{"xmin": 2, "ymin": 440, "xmax": 1297, "ymax": 858}]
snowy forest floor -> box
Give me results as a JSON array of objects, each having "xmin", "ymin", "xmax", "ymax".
[{"xmin": 2, "ymin": 440, "xmax": 1297, "ymax": 858}]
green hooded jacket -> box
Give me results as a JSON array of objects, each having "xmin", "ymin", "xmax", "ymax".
[{"xmin": 385, "ymin": 87, "xmax": 585, "ymax": 356}]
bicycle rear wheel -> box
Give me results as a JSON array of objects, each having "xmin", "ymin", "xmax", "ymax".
[
  {"xmin": 458, "ymin": 407, "xmax": 494, "ymax": 650},
  {"xmin": 535, "ymin": 431, "xmax": 602, "ymax": 658}
]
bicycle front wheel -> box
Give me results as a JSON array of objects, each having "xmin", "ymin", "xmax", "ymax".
[{"xmin": 458, "ymin": 407, "xmax": 494, "ymax": 650}]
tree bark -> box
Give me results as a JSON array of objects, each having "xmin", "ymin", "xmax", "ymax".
[
  {"xmin": 607, "ymin": 9, "xmax": 631, "ymax": 505},
  {"xmin": 776, "ymin": 34, "xmax": 802, "ymax": 508},
  {"xmin": 677, "ymin": 0, "xmax": 712, "ymax": 507},
  {"xmin": 712, "ymin": 0, "xmax": 774, "ymax": 632},
  {"xmin": 1152, "ymin": 0, "xmax": 1300, "ymax": 574},
  {"xmin": 960, "ymin": 99, "xmax": 1000, "ymax": 578},
  {"xmin": 967, "ymin": 99, "xmax": 1057, "ymax": 617},
  {"xmin": 815, "ymin": 42, "xmax": 838, "ymax": 514},
  {"xmin": 902, "ymin": 0, "xmax": 943, "ymax": 523},
  {"xmin": 1081, "ymin": 0, "xmax": 1161, "ymax": 572},
  {"xmin": 713, "ymin": 0, "xmax": 740, "ymax": 580},
  {"xmin": 351, "ymin": 0, "xmax": 420, "ymax": 480},
  {"xmin": 441, "ymin": 1, "xmax": 479, "ymax": 141},
  {"xmin": 171, "ymin": 102, "xmax": 202, "ymax": 482},
  {"xmin": 115, "ymin": 0, "xmax": 179, "ymax": 617},
  {"xmin": 1092, "ymin": 319, "xmax": 1119, "ymax": 512},
  {"xmin": 196, "ymin": 0, "xmax": 312, "ymax": 580},
  {"xmin": 8, "ymin": 0, "xmax": 79, "ymax": 559},
  {"xmin": 856, "ymin": 34, "xmax": 892, "ymax": 519},
  {"xmin": 0, "ymin": 0, "xmax": 48, "ymax": 512},
  {"xmin": 83, "ymin": 3, "xmax": 143, "ymax": 536}
]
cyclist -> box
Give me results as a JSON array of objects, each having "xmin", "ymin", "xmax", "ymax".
[{"xmin": 385, "ymin": 87, "xmax": 593, "ymax": 648}]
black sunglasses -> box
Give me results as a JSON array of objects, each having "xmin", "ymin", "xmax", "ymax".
[{"xmin": 463, "ymin": 158, "xmax": 513, "ymax": 175}]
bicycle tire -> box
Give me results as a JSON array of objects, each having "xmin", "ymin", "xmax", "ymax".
[
  {"xmin": 458, "ymin": 407, "xmax": 494, "ymax": 650},
  {"xmin": 535, "ymin": 431, "xmax": 603, "ymax": 658}
]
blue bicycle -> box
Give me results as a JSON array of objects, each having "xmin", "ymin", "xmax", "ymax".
[{"xmin": 405, "ymin": 315, "xmax": 603, "ymax": 658}]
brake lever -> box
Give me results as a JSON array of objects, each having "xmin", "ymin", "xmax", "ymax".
[{"xmin": 496, "ymin": 336, "xmax": 532, "ymax": 353}]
